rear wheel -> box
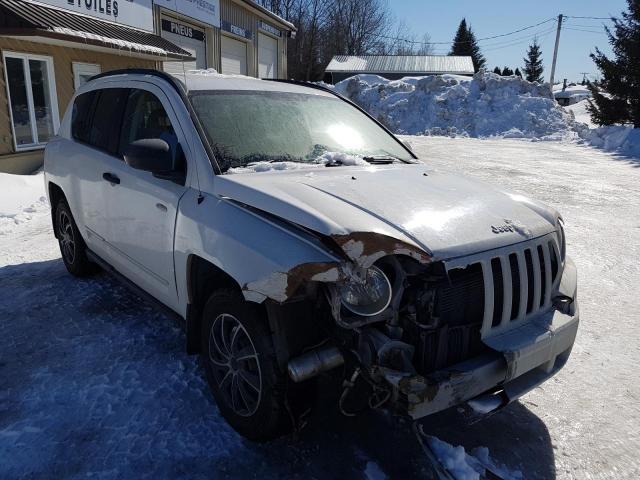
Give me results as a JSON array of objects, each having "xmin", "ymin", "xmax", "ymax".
[
  {"xmin": 55, "ymin": 199, "xmax": 95, "ymax": 277},
  {"xmin": 200, "ymin": 289, "xmax": 293, "ymax": 441}
]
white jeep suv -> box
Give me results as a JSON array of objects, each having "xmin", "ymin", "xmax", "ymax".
[{"xmin": 44, "ymin": 69, "xmax": 579, "ymax": 441}]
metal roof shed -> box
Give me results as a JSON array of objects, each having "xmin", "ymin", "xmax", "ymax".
[{"xmin": 324, "ymin": 55, "xmax": 475, "ymax": 84}]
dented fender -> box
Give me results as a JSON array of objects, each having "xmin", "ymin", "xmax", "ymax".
[{"xmin": 175, "ymin": 190, "xmax": 432, "ymax": 306}]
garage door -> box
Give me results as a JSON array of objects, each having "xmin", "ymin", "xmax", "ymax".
[
  {"xmin": 258, "ymin": 33, "xmax": 278, "ymax": 79},
  {"xmin": 221, "ymin": 36, "xmax": 247, "ymax": 76},
  {"xmin": 161, "ymin": 20, "xmax": 206, "ymax": 76}
]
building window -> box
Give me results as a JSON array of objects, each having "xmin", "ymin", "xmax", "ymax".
[
  {"xmin": 2, "ymin": 52, "xmax": 59, "ymax": 151},
  {"xmin": 73, "ymin": 63, "xmax": 101, "ymax": 90}
]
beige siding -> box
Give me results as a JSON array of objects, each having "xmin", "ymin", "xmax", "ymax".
[{"xmin": 0, "ymin": 37, "xmax": 155, "ymax": 158}]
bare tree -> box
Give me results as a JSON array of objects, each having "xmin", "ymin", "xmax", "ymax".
[{"xmin": 258, "ymin": 0, "xmax": 433, "ymax": 80}]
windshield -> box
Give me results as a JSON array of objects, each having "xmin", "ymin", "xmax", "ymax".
[{"xmin": 189, "ymin": 90, "xmax": 413, "ymax": 173}]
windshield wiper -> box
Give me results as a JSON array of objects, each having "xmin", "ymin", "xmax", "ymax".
[
  {"xmin": 324, "ymin": 159, "xmax": 344, "ymax": 167},
  {"xmin": 362, "ymin": 155, "xmax": 399, "ymax": 164}
]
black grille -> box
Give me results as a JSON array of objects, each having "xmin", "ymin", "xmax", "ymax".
[
  {"xmin": 525, "ymin": 249, "xmax": 535, "ymax": 313},
  {"xmin": 549, "ymin": 241, "xmax": 559, "ymax": 282},
  {"xmin": 509, "ymin": 253, "xmax": 521, "ymax": 319},
  {"xmin": 537, "ymin": 245, "xmax": 547, "ymax": 307},
  {"xmin": 491, "ymin": 258, "xmax": 504, "ymax": 327}
]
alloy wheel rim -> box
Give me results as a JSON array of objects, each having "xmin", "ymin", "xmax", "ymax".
[
  {"xmin": 208, "ymin": 313, "xmax": 262, "ymax": 417},
  {"xmin": 58, "ymin": 210, "xmax": 76, "ymax": 264}
]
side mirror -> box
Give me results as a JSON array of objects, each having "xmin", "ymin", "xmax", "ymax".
[
  {"xmin": 124, "ymin": 139, "xmax": 185, "ymax": 184},
  {"xmin": 402, "ymin": 140, "xmax": 414, "ymax": 152}
]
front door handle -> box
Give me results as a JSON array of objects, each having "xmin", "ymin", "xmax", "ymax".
[
  {"xmin": 102, "ymin": 172, "xmax": 120, "ymax": 185},
  {"xmin": 156, "ymin": 203, "xmax": 167, "ymax": 212}
]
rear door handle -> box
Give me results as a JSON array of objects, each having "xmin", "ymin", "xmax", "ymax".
[{"xmin": 102, "ymin": 172, "xmax": 120, "ymax": 185}]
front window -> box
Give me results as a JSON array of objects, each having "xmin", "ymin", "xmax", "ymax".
[
  {"xmin": 3, "ymin": 52, "xmax": 59, "ymax": 150},
  {"xmin": 189, "ymin": 90, "xmax": 413, "ymax": 172}
]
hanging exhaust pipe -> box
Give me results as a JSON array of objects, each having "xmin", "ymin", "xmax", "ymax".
[{"xmin": 288, "ymin": 346, "xmax": 345, "ymax": 383}]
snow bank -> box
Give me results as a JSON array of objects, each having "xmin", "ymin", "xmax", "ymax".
[
  {"xmin": 334, "ymin": 72, "xmax": 577, "ymax": 140},
  {"xmin": 565, "ymin": 99, "xmax": 595, "ymax": 128},
  {"xmin": 579, "ymin": 125, "xmax": 640, "ymax": 157},
  {"xmin": 0, "ymin": 173, "xmax": 47, "ymax": 232}
]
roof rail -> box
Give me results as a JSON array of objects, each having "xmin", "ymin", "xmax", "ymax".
[
  {"xmin": 265, "ymin": 79, "xmax": 417, "ymax": 160},
  {"xmin": 89, "ymin": 68, "xmax": 187, "ymax": 96}
]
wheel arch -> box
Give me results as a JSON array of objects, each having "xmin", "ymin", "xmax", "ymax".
[
  {"xmin": 48, "ymin": 182, "xmax": 66, "ymax": 239},
  {"xmin": 185, "ymin": 254, "xmax": 246, "ymax": 354}
]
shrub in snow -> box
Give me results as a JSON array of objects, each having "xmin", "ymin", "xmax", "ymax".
[{"xmin": 334, "ymin": 72, "xmax": 577, "ymax": 141}]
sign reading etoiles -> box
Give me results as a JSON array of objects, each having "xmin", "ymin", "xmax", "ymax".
[{"xmin": 35, "ymin": 0, "xmax": 155, "ymax": 31}]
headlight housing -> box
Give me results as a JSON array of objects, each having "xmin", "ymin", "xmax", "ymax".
[{"xmin": 339, "ymin": 266, "xmax": 392, "ymax": 317}]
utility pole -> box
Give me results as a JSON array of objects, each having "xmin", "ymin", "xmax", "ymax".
[{"xmin": 549, "ymin": 14, "xmax": 563, "ymax": 87}]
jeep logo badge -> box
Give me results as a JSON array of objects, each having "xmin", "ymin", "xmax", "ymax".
[{"xmin": 491, "ymin": 223, "xmax": 515, "ymax": 234}]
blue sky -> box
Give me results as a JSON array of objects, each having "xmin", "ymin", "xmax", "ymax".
[{"xmin": 389, "ymin": 0, "xmax": 628, "ymax": 83}]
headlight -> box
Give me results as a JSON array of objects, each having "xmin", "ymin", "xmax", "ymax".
[{"xmin": 340, "ymin": 266, "xmax": 392, "ymax": 317}]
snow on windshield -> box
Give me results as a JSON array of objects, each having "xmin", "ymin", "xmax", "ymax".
[{"xmin": 226, "ymin": 151, "xmax": 370, "ymax": 174}]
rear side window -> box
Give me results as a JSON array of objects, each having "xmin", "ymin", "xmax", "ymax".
[
  {"xmin": 88, "ymin": 88, "xmax": 129, "ymax": 155},
  {"xmin": 71, "ymin": 91, "xmax": 97, "ymax": 144}
]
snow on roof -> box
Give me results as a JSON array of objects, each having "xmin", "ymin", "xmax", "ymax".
[
  {"xmin": 325, "ymin": 55, "xmax": 475, "ymax": 75},
  {"xmin": 554, "ymin": 85, "xmax": 591, "ymax": 99},
  {"xmin": 179, "ymin": 69, "xmax": 335, "ymax": 96},
  {"xmin": 52, "ymin": 27, "xmax": 170, "ymax": 57}
]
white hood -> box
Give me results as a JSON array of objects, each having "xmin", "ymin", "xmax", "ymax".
[{"xmin": 214, "ymin": 164, "xmax": 559, "ymax": 260}]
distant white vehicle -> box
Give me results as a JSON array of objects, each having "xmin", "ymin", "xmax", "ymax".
[{"xmin": 44, "ymin": 70, "xmax": 579, "ymax": 441}]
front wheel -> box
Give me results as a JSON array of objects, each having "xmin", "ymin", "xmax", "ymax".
[{"xmin": 200, "ymin": 289, "xmax": 293, "ymax": 441}]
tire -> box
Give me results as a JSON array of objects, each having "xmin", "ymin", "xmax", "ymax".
[
  {"xmin": 55, "ymin": 198, "xmax": 95, "ymax": 277},
  {"xmin": 200, "ymin": 289, "xmax": 293, "ymax": 441}
]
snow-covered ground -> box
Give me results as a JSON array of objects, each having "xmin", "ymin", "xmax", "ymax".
[{"xmin": 2, "ymin": 137, "xmax": 640, "ymax": 479}]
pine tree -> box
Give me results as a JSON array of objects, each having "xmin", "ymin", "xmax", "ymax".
[
  {"xmin": 502, "ymin": 67, "xmax": 514, "ymax": 76},
  {"xmin": 523, "ymin": 40, "xmax": 544, "ymax": 83},
  {"xmin": 493, "ymin": 66, "xmax": 502, "ymax": 75},
  {"xmin": 515, "ymin": 68, "xmax": 523, "ymax": 78},
  {"xmin": 587, "ymin": 0, "xmax": 640, "ymax": 127},
  {"xmin": 449, "ymin": 18, "xmax": 487, "ymax": 72}
]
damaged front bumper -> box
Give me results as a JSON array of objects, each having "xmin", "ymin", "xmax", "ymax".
[{"xmin": 388, "ymin": 258, "xmax": 580, "ymax": 419}]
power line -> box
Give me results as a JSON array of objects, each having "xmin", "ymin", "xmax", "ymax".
[
  {"xmin": 564, "ymin": 22, "xmax": 609, "ymax": 28},
  {"xmin": 564, "ymin": 15, "xmax": 613, "ymax": 20},
  {"xmin": 374, "ymin": 17, "xmax": 556, "ymax": 46},
  {"xmin": 482, "ymin": 27, "xmax": 557, "ymax": 52},
  {"xmin": 564, "ymin": 27, "xmax": 608, "ymax": 35},
  {"xmin": 367, "ymin": 13, "xmax": 613, "ymax": 56}
]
